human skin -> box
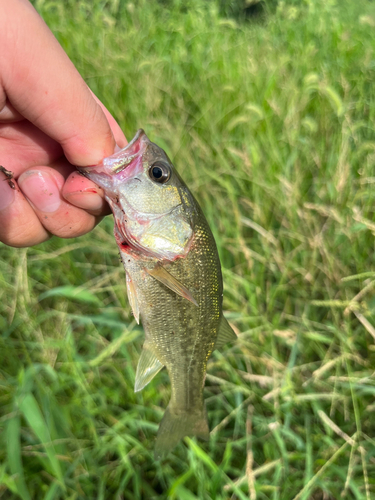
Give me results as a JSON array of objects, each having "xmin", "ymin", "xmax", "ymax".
[{"xmin": 0, "ymin": 0, "xmax": 127, "ymax": 247}]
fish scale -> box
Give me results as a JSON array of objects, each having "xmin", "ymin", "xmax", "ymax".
[{"xmin": 79, "ymin": 129, "xmax": 236, "ymax": 458}]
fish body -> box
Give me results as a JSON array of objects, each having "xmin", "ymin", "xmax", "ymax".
[{"xmin": 79, "ymin": 130, "xmax": 236, "ymax": 457}]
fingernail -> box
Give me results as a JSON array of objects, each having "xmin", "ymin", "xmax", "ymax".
[
  {"xmin": 18, "ymin": 170, "xmax": 61, "ymax": 213},
  {"xmin": 0, "ymin": 173, "xmax": 16, "ymax": 211},
  {"xmin": 114, "ymin": 144, "xmax": 122, "ymax": 153}
]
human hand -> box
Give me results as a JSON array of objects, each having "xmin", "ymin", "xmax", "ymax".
[{"xmin": 0, "ymin": 0, "xmax": 127, "ymax": 247}]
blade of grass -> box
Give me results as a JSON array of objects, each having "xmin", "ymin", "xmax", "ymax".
[{"xmin": 17, "ymin": 394, "xmax": 64, "ymax": 486}]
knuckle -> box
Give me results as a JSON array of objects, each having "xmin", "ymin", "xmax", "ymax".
[
  {"xmin": 45, "ymin": 212, "xmax": 96, "ymax": 239},
  {"xmin": 0, "ymin": 217, "xmax": 49, "ymax": 247}
]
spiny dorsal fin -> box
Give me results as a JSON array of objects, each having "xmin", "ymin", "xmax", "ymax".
[
  {"xmin": 215, "ymin": 316, "xmax": 237, "ymax": 350},
  {"xmin": 134, "ymin": 347, "xmax": 164, "ymax": 392},
  {"xmin": 126, "ymin": 272, "xmax": 140, "ymax": 324},
  {"xmin": 146, "ymin": 265, "xmax": 198, "ymax": 306}
]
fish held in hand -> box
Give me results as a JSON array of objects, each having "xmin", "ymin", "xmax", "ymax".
[{"xmin": 79, "ymin": 129, "xmax": 236, "ymax": 458}]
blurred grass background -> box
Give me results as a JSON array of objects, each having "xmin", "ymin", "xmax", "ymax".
[{"xmin": 2, "ymin": 0, "xmax": 375, "ymax": 498}]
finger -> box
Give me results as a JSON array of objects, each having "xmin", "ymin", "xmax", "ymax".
[
  {"xmin": 0, "ymin": 99, "xmax": 23, "ymax": 123},
  {"xmin": 0, "ymin": 170, "xmax": 50, "ymax": 247},
  {"xmin": 62, "ymin": 171, "xmax": 112, "ymax": 216},
  {"xmin": 17, "ymin": 165, "xmax": 101, "ymax": 239},
  {"xmin": 0, "ymin": 105, "xmax": 124, "ymax": 178},
  {"xmin": 89, "ymin": 92, "xmax": 127, "ymax": 148},
  {"xmin": 41, "ymin": 157, "xmax": 111, "ymax": 216},
  {"xmin": 1, "ymin": 0, "xmax": 116, "ymax": 166},
  {"xmin": 0, "ymin": 120, "xmax": 63, "ymax": 176},
  {"xmin": 61, "ymin": 93, "xmax": 127, "ymax": 213},
  {"xmin": 61, "ymin": 95, "xmax": 127, "ymax": 214}
]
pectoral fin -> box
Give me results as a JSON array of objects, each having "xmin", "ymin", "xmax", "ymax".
[
  {"xmin": 146, "ymin": 265, "xmax": 198, "ymax": 306},
  {"xmin": 126, "ymin": 272, "xmax": 140, "ymax": 324},
  {"xmin": 215, "ymin": 316, "xmax": 237, "ymax": 349},
  {"xmin": 134, "ymin": 347, "xmax": 164, "ymax": 392}
]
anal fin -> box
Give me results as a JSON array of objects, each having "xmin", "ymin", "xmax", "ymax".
[
  {"xmin": 146, "ymin": 265, "xmax": 198, "ymax": 306},
  {"xmin": 126, "ymin": 272, "xmax": 140, "ymax": 324},
  {"xmin": 134, "ymin": 347, "xmax": 164, "ymax": 392},
  {"xmin": 215, "ymin": 316, "xmax": 237, "ymax": 349}
]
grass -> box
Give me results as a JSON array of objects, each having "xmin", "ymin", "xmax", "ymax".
[{"xmin": 2, "ymin": 0, "xmax": 375, "ymax": 497}]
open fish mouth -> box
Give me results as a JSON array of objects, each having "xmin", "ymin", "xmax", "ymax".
[
  {"xmin": 106, "ymin": 129, "xmax": 147, "ymax": 174},
  {"xmin": 77, "ymin": 129, "xmax": 149, "ymax": 182}
]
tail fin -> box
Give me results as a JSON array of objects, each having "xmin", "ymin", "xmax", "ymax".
[{"xmin": 155, "ymin": 405, "xmax": 209, "ymax": 459}]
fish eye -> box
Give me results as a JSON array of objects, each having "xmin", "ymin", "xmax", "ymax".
[{"xmin": 149, "ymin": 161, "xmax": 171, "ymax": 184}]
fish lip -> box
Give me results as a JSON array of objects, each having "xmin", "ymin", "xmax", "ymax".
[
  {"xmin": 108, "ymin": 129, "xmax": 147, "ymax": 173},
  {"xmin": 122, "ymin": 129, "xmax": 146, "ymax": 153},
  {"xmin": 77, "ymin": 129, "xmax": 149, "ymax": 177},
  {"xmin": 107, "ymin": 129, "xmax": 148, "ymax": 174}
]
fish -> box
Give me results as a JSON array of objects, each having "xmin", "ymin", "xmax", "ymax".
[{"xmin": 78, "ymin": 129, "xmax": 236, "ymax": 458}]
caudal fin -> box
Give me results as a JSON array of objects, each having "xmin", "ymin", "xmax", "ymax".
[{"xmin": 155, "ymin": 405, "xmax": 209, "ymax": 459}]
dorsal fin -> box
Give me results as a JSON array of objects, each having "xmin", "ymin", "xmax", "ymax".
[
  {"xmin": 146, "ymin": 265, "xmax": 198, "ymax": 306},
  {"xmin": 134, "ymin": 347, "xmax": 164, "ymax": 392},
  {"xmin": 215, "ymin": 316, "xmax": 237, "ymax": 349}
]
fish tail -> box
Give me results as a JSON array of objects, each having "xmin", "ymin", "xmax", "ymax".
[{"xmin": 155, "ymin": 405, "xmax": 209, "ymax": 459}]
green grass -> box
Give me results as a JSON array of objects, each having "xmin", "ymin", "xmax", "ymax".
[{"xmin": 2, "ymin": 0, "xmax": 375, "ymax": 497}]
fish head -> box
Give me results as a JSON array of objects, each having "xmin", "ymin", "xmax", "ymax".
[{"xmin": 78, "ymin": 129, "xmax": 195, "ymax": 261}]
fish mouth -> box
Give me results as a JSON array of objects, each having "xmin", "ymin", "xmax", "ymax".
[
  {"xmin": 77, "ymin": 129, "xmax": 149, "ymax": 181},
  {"xmin": 106, "ymin": 129, "xmax": 147, "ymax": 174}
]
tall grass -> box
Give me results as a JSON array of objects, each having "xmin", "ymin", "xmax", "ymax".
[{"xmin": 1, "ymin": 0, "xmax": 375, "ymax": 497}]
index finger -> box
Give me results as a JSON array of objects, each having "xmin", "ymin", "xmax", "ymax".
[{"xmin": 0, "ymin": 0, "xmax": 125, "ymax": 166}]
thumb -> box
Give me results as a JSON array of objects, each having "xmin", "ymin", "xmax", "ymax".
[{"xmin": 0, "ymin": 0, "xmax": 119, "ymax": 166}]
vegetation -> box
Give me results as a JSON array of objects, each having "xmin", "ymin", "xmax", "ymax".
[{"xmin": 2, "ymin": 0, "xmax": 375, "ymax": 497}]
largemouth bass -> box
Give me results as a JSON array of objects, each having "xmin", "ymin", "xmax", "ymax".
[{"xmin": 79, "ymin": 130, "xmax": 236, "ymax": 458}]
